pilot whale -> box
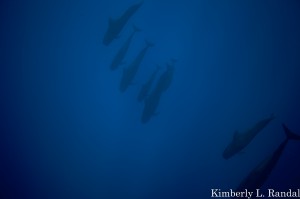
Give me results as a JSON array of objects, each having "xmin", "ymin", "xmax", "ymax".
[
  {"xmin": 154, "ymin": 59, "xmax": 176, "ymax": 94},
  {"xmin": 110, "ymin": 25, "xmax": 140, "ymax": 71},
  {"xmin": 235, "ymin": 123, "xmax": 300, "ymax": 193},
  {"xmin": 223, "ymin": 114, "xmax": 275, "ymax": 159},
  {"xmin": 137, "ymin": 65, "xmax": 160, "ymax": 102},
  {"xmin": 103, "ymin": 1, "xmax": 143, "ymax": 46},
  {"xmin": 141, "ymin": 89, "xmax": 162, "ymax": 123},
  {"xmin": 119, "ymin": 40, "xmax": 154, "ymax": 92}
]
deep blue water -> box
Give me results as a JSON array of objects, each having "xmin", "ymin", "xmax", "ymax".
[{"xmin": 1, "ymin": 0, "xmax": 300, "ymax": 198}]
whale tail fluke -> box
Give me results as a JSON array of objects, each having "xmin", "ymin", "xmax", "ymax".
[{"xmin": 282, "ymin": 123, "xmax": 300, "ymax": 141}]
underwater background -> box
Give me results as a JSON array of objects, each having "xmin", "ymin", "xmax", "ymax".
[{"xmin": 1, "ymin": 0, "xmax": 300, "ymax": 198}]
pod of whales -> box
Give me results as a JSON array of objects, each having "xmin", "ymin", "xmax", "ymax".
[{"xmin": 102, "ymin": 2, "xmax": 299, "ymax": 191}]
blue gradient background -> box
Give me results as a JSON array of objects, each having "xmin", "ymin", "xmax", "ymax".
[{"xmin": 1, "ymin": 0, "xmax": 300, "ymax": 198}]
